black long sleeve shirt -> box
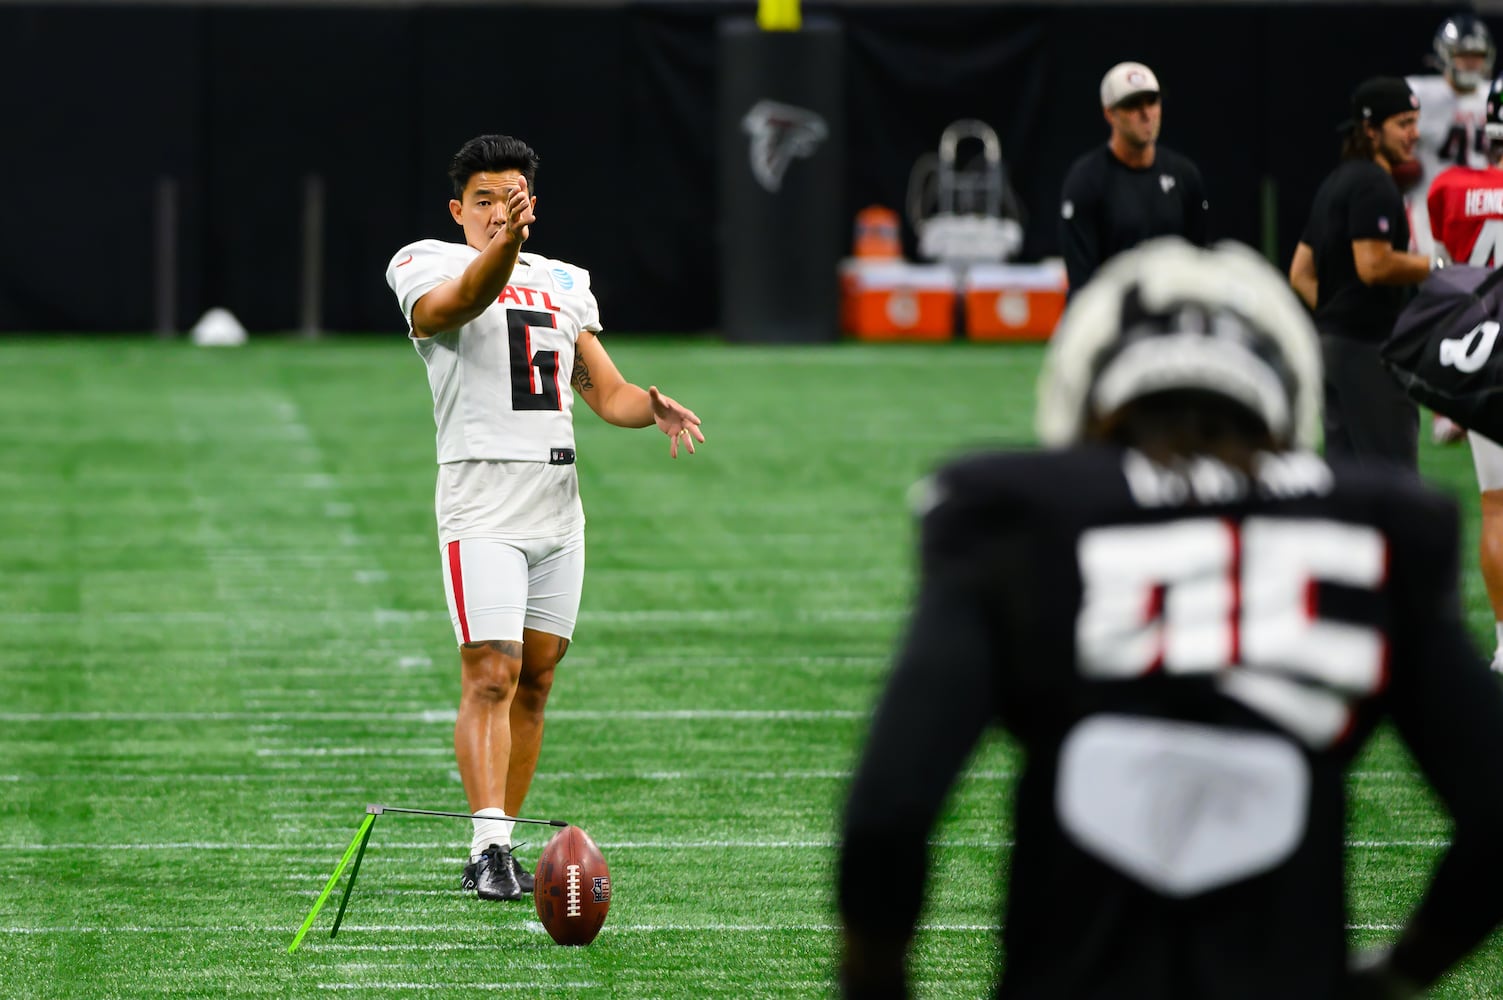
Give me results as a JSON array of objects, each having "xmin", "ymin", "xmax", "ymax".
[{"xmin": 1058, "ymin": 145, "xmax": 1210, "ymax": 293}]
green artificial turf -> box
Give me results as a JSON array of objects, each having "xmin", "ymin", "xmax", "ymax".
[{"xmin": 0, "ymin": 336, "xmax": 1496, "ymax": 997}]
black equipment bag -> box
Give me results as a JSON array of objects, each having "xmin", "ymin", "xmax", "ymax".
[{"xmin": 1382, "ymin": 264, "xmax": 1503, "ymax": 441}]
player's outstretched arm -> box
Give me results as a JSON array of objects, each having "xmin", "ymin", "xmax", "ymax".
[
  {"xmin": 411, "ymin": 179, "xmax": 536, "ymax": 337},
  {"xmin": 571, "ymin": 332, "xmax": 705, "ymax": 457}
]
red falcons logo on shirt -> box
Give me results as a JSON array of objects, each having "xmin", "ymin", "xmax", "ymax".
[{"xmin": 742, "ymin": 100, "xmax": 828, "ymax": 193}]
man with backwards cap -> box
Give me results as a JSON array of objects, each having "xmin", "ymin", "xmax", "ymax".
[
  {"xmin": 1290, "ymin": 77, "xmax": 1435, "ymax": 475},
  {"xmin": 1058, "ymin": 61, "xmax": 1209, "ymax": 294}
]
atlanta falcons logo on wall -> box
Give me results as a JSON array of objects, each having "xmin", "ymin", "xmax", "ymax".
[{"xmin": 742, "ymin": 100, "xmax": 828, "ymax": 193}]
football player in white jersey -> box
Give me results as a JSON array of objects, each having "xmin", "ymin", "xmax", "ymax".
[
  {"xmin": 1407, "ymin": 14, "xmax": 1494, "ymax": 260},
  {"xmin": 1407, "ymin": 14, "xmax": 1495, "ymax": 443},
  {"xmin": 385, "ymin": 135, "xmax": 704, "ymax": 902}
]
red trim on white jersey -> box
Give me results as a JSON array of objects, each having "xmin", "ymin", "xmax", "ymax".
[{"xmin": 447, "ymin": 540, "xmax": 471, "ymax": 643}]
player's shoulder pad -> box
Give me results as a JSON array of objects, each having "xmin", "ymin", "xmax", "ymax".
[
  {"xmin": 915, "ymin": 448, "xmax": 1106, "ymax": 557},
  {"xmin": 1157, "ymin": 147, "xmax": 1203, "ymax": 186},
  {"xmin": 1350, "ymin": 156, "xmax": 1394, "ymax": 183},
  {"xmin": 1154, "ymin": 144, "xmax": 1192, "ymax": 168},
  {"xmin": 1388, "ymin": 472, "xmax": 1461, "ymax": 541},
  {"xmin": 1331, "ymin": 460, "xmax": 1461, "ymax": 553},
  {"xmin": 1406, "ymin": 73, "xmax": 1446, "ymax": 98},
  {"xmin": 1060, "ymin": 148, "xmax": 1102, "ymax": 192},
  {"xmin": 389, "ymin": 238, "xmax": 462, "ymax": 271},
  {"xmin": 521, "ymin": 252, "xmax": 594, "ymax": 295}
]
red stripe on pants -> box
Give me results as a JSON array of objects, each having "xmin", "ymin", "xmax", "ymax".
[{"xmin": 447, "ymin": 540, "xmax": 471, "ymax": 643}]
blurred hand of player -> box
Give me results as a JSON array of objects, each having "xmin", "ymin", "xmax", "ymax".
[
  {"xmin": 492, "ymin": 177, "xmax": 536, "ymax": 244},
  {"xmin": 649, "ymin": 386, "xmax": 705, "ymax": 458}
]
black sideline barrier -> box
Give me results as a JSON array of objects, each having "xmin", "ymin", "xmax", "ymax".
[
  {"xmin": 718, "ymin": 17, "xmax": 844, "ymax": 343},
  {"xmin": 0, "ymin": 4, "xmax": 1490, "ymax": 333}
]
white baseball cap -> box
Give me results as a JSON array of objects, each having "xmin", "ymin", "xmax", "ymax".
[{"xmin": 1100, "ymin": 61, "xmax": 1161, "ymax": 108}]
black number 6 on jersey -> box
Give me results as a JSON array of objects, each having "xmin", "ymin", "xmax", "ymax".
[{"xmin": 508, "ymin": 309, "xmax": 563, "ymax": 411}]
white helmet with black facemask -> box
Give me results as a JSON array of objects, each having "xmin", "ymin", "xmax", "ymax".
[
  {"xmin": 1036, "ymin": 238, "xmax": 1322, "ymax": 451},
  {"xmin": 1436, "ymin": 14, "xmax": 1496, "ymax": 92}
]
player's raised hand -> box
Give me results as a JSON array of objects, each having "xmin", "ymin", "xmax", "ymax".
[
  {"xmin": 492, "ymin": 176, "xmax": 536, "ymax": 244},
  {"xmin": 649, "ymin": 386, "xmax": 704, "ymax": 458}
]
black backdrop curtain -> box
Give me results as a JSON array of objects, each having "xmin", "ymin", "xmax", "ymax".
[{"xmin": 0, "ymin": 3, "xmax": 1480, "ymax": 332}]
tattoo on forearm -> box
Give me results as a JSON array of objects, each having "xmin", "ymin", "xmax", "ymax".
[{"xmin": 572, "ymin": 356, "xmax": 594, "ymax": 391}]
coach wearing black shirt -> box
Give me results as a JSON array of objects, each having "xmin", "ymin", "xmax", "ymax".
[
  {"xmin": 1058, "ymin": 61, "xmax": 1209, "ymax": 293},
  {"xmin": 1290, "ymin": 76, "xmax": 1432, "ymax": 473}
]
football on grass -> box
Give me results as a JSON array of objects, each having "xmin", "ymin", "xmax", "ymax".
[{"xmin": 534, "ymin": 825, "xmax": 611, "ymax": 945}]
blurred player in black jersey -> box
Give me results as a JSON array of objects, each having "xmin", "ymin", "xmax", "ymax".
[{"xmin": 838, "ymin": 237, "xmax": 1503, "ymax": 999}]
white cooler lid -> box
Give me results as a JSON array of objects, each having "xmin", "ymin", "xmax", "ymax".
[
  {"xmin": 839, "ymin": 259, "xmax": 958, "ymax": 291},
  {"xmin": 965, "ymin": 260, "xmax": 1067, "ymax": 291}
]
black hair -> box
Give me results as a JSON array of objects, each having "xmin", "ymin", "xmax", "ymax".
[
  {"xmin": 1341, "ymin": 122, "xmax": 1378, "ymax": 161},
  {"xmin": 448, "ymin": 135, "xmax": 540, "ymax": 199},
  {"xmin": 1090, "ymin": 390, "xmax": 1277, "ymax": 473}
]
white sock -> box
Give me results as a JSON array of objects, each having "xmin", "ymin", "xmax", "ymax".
[
  {"xmin": 1493, "ymin": 623, "xmax": 1503, "ymax": 671},
  {"xmin": 470, "ymin": 807, "xmax": 514, "ymax": 862}
]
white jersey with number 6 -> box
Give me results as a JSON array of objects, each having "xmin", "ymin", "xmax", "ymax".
[
  {"xmin": 386, "ymin": 239, "xmax": 602, "ymax": 463},
  {"xmin": 386, "ymin": 239, "xmax": 603, "ymax": 542}
]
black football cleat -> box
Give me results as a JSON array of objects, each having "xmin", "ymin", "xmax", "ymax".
[
  {"xmin": 508, "ymin": 843, "xmax": 534, "ymax": 894},
  {"xmin": 463, "ymin": 844, "xmax": 523, "ymax": 901}
]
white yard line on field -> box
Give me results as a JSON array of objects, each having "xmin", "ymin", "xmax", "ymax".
[
  {"xmin": 316, "ymin": 983, "xmax": 602, "ymax": 992},
  {"xmin": 0, "ymin": 607, "xmax": 902, "ymax": 626},
  {"xmin": 0, "ymin": 654, "xmax": 883, "ymax": 677},
  {"xmin": 0, "ymin": 764, "xmax": 1410, "ymax": 782},
  {"xmin": 0, "ymin": 708, "xmax": 866, "ymax": 722},
  {"xmin": 0, "ymin": 838, "xmax": 1451, "ymax": 852},
  {"xmin": 0, "ymin": 920, "xmax": 1403, "ymax": 936}
]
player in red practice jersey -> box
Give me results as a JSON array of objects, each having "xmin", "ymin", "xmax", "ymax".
[{"xmin": 1428, "ymin": 74, "xmax": 1503, "ymax": 671}]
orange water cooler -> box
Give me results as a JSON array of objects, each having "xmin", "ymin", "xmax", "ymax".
[
  {"xmin": 839, "ymin": 260, "xmax": 958, "ymax": 341},
  {"xmin": 962, "ymin": 262, "xmax": 1068, "ymax": 341}
]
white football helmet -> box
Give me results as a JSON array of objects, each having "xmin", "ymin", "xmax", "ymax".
[
  {"xmin": 1487, "ymin": 74, "xmax": 1503, "ymax": 145},
  {"xmin": 1436, "ymin": 14, "xmax": 1496, "ymax": 91},
  {"xmin": 1036, "ymin": 238, "xmax": 1322, "ymax": 450}
]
